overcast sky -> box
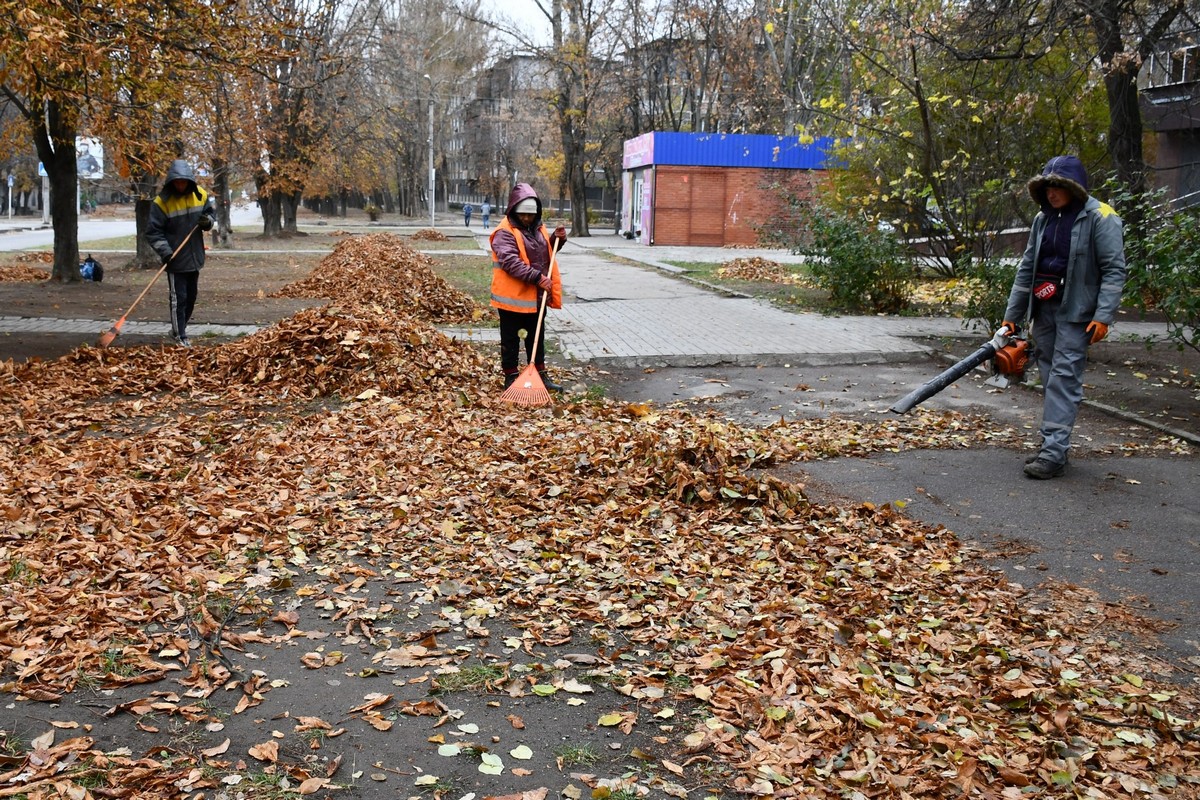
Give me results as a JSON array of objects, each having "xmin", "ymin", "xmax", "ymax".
[{"xmin": 482, "ymin": 0, "xmax": 551, "ymax": 47}]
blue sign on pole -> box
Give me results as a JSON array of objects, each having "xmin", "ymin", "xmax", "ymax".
[{"xmin": 37, "ymin": 162, "xmax": 47, "ymax": 177}]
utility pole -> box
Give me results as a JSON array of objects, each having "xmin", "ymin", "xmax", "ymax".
[{"xmin": 425, "ymin": 74, "xmax": 435, "ymax": 229}]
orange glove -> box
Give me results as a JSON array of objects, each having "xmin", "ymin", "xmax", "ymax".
[
  {"xmin": 1000, "ymin": 321, "xmax": 1018, "ymax": 337},
  {"xmin": 1085, "ymin": 321, "xmax": 1109, "ymax": 344}
]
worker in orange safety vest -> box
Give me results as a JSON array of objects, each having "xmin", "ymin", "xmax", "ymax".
[{"xmin": 489, "ymin": 183, "xmax": 567, "ymax": 389}]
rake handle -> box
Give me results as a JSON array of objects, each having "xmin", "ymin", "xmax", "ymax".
[
  {"xmin": 526, "ymin": 237, "xmax": 562, "ymax": 365},
  {"xmin": 120, "ymin": 224, "xmax": 199, "ymax": 325}
]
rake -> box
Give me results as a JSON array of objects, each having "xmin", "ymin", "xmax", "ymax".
[{"xmin": 96, "ymin": 224, "xmax": 197, "ymax": 349}]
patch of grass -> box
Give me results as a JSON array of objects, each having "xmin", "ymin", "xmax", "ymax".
[
  {"xmin": 662, "ymin": 260, "xmax": 829, "ymax": 311},
  {"xmin": 607, "ymin": 789, "xmax": 641, "ymax": 800},
  {"xmin": 427, "ymin": 252, "xmax": 495, "ymax": 307},
  {"xmin": 240, "ymin": 770, "xmax": 293, "ymax": 799},
  {"xmin": 5, "ymin": 559, "xmax": 39, "ymax": 585},
  {"xmin": 433, "ymin": 663, "xmax": 507, "ymax": 692},
  {"xmin": 555, "ymin": 742, "xmax": 600, "ymax": 767},
  {"xmin": 98, "ymin": 640, "xmax": 141, "ymax": 678},
  {"xmin": 408, "ymin": 237, "xmax": 485, "ymax": 252},
  {"xmin": 417, "ymin": 776, "xmax": 459, "ymax": 797},
  {"xmin": 664, "ymin": 672, "xmax": 692, "ymax": 691},
  {"xmin": 0, "ymin": 732, "xmax": 26, "ymax": 755}
]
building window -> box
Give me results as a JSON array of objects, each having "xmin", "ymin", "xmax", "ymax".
[{"xmin": 1148, "ymin": 44, "xmax": 1199, "ymax": 88}]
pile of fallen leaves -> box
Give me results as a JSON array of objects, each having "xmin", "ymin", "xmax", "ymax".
[
  {"xmin": 14, "ymin": 251, "xmax": 53, "ymax": 264},
  {"xmin": 717, "ymin": 257, "xmax": 805, "ymax": 284},
  {"xmin": 272, "ymin": 232, "xmax": 480, "ymax": 323},
  {"xmin": 908, "ymin": 276, "xmax": 979, "ymax": 311},
  {"xmin": 1, "ymin": 236, "xmax": 1198, "ymax": 797},
  {"xmin": 411, "ymin": 228, "xmax": 450, "ymax": 242},
  {"xmin": 0, "ymin": 264, "xmax": 50, "ymax": 283}
]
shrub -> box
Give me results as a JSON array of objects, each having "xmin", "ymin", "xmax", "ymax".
[
  {"xmin": 961, "ymin": 256, "xmax": 1018, "ymax": 334},
  {"xmin": 800, "ymin": 204, "xmax": 914, "ymax": 313},
  {"xmin": 1121, "ymin": 199, "xmax": 1200, "ymax": 354}
]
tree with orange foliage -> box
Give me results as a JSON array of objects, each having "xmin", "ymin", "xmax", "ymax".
[{"xmin": 0, "ymin": 0, "xmax": 232, "ymax": 279}]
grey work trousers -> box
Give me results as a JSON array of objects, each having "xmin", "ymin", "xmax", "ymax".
[{"xmin": 1031, "ymin": 300, "xmax": 1092, "ymax": 465}]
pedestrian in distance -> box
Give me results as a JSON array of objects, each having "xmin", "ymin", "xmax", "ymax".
[
  {"xmin": 1001, "ymin": 155, "xmax": 1127, "ymax": 479},
  {"xmin": 480, "ymin": 200, "xmax": 491, "ymax": 229},
  {"xmin": 489, "ymin": 183, "xmax": 567, "ymax": 390},
  {"xmin": 464, "ymin": 203, "xmax": 473, "ymax": 227},
  {"xmin": 145, "ymin": 159, "xmax": 216, "ymax": 348}
]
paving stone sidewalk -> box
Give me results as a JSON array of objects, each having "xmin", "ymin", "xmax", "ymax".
[{"xmin": 0, "ymin": 227, "xmax": 1173, "ymax": 368}]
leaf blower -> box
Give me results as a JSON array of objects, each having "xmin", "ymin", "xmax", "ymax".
[{"xmin": 890, "ymin": 327, "xmax": 1030, "ymax": 414}]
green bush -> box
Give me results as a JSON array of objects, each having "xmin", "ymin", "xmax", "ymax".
[
  {"xmin": 800, "ymin": 205, "xmax": 914, "ymax": 313},
  {"xmin": 961, "ymin": 256, "xmax": 1018, "ymax": 333},
  {"xmin": 1123, "ymin": 201, "xmax": 1200, "ymax": 354}
]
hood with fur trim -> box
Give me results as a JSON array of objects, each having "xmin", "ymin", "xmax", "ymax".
[{"xmin": 1028, "ymin": 155, "xmax": 1090, "ymax": 207}]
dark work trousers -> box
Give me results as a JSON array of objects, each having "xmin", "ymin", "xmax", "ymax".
[
  {"xmin": 168, "ymin": 271, "xmax": 200, "ymax": 339},
  {"xmin": 498, "ymin": 308, "xmax": 547, "ymax": 378}
]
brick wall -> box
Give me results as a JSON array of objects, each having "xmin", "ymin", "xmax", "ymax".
[{"xmin": 652, "ymin": 166, "xmax": 824, "ymax": 246}]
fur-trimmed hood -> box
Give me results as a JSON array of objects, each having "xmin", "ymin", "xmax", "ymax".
[{"xmin": 1028, "ymin": 155, "xmax": 1089, "ymax": 207}]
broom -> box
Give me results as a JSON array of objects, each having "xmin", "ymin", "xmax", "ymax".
[
  {"xmin": 499, "ymin": 238, "xmax": 562, "ymax": 407},
  {"xmin": 97, "ymin": 224, "xmax": 197, "ymax": 348}
]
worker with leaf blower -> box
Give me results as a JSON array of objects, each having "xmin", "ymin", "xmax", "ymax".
[
  {"xmin": 1001, "ymin": 155, "xmax": 1127, "ymax": 480},
  {"xmin": 490, "ymin": 183, "xmax": 567, "ymax": 390},
  {"xmin": 145, "ymin": 159, "xmax": 216, "ymax": 348}
]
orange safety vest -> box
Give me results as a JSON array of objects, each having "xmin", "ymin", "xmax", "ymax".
[{"xmin": 489, "ymin": 219, "xmax": 562, "ymax": 312}]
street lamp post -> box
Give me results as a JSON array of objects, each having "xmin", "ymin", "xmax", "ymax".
[{"xmin": 425, "ymin": 74, "xmax": 435, "ymax": 229}]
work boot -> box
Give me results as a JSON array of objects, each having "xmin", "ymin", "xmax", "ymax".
[
  {"xmin": 1024, "ymin": 456, "xmax": 1066, "ymax": 480},
  {"xmin": 1026, "ymin": 452, "xmax": 1069, "ymax": 466},
  {"xmin": 537, "ymin": 370, "xmax": 564, "ymax": 392},
  {"xmin": 503, "ymin": 373, "xmax": 518, "ymax": 389}
]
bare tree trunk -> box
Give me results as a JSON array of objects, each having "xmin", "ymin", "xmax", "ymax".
[
  {"xmin": 29, "ymin": 99, "xmax": 81, "ymax": 282},
  {"xmin": 257, "ymin": 174, "xmax": 283, "ymax": 236},
  {"xmin": 1090, "ymin": 7, "xmax": 1147, "ymax": 200},
  {"xmin": 134, "ymin": 198, "xmax": 156, "ymax": 268},
  {"xmin": 211, "ymin": 158, "xmax": 232, "ymax": 246},
  {"xmin": 284, "ymin": 191, "xmax": 301, "ymax": 233},
  {"xmin": 132, "ymin": 169, "xmax": 161, "ymax": 268}
]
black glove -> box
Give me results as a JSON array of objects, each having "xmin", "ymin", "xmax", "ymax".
[
  {"xmin": 198, "ymin": 213, "xmax": 215, "ymax": 232},
  {"xmin": 551, "ymin": 226, "xmax": 567, "ymax": 250}
]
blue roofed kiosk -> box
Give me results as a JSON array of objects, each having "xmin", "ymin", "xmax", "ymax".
[{"xmin": 618, "ymin": 132, "xmax": 835, "ymax": 247}]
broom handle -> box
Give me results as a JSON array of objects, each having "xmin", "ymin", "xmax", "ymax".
[
  {"xmin": 527, "ymin": 237, "xmax": 562, "ymax": 365},
  {"xmin": 121, "ymin": 225, "xmax": 198, "ymax": 321}
]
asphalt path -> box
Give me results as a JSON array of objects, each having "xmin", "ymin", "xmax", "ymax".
[{"xmin": 0, "ymin": 203, "xmax": 264, "ymax": 251}]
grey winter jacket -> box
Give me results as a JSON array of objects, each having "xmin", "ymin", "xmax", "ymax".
[{"xmin": 1003, "ymin": 195, "xmax": 1127, "ymax": 327}]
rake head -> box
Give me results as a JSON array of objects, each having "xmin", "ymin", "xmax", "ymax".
[{"xmin": 499, "ymin": 364, "xmax": 553, "ymax": 407}]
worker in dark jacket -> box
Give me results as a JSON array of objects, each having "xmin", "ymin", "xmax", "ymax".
[
  {"xmin": 489, "ymin": 183, "xmax": 567, "ymax": 389},
  {"xmin": 145, "ymin": 159, "xmax": 216, "ymax": 348},
  {"xmin": 1002, "ymin": 155, "xmax": 1127, "ymax": 479}
]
